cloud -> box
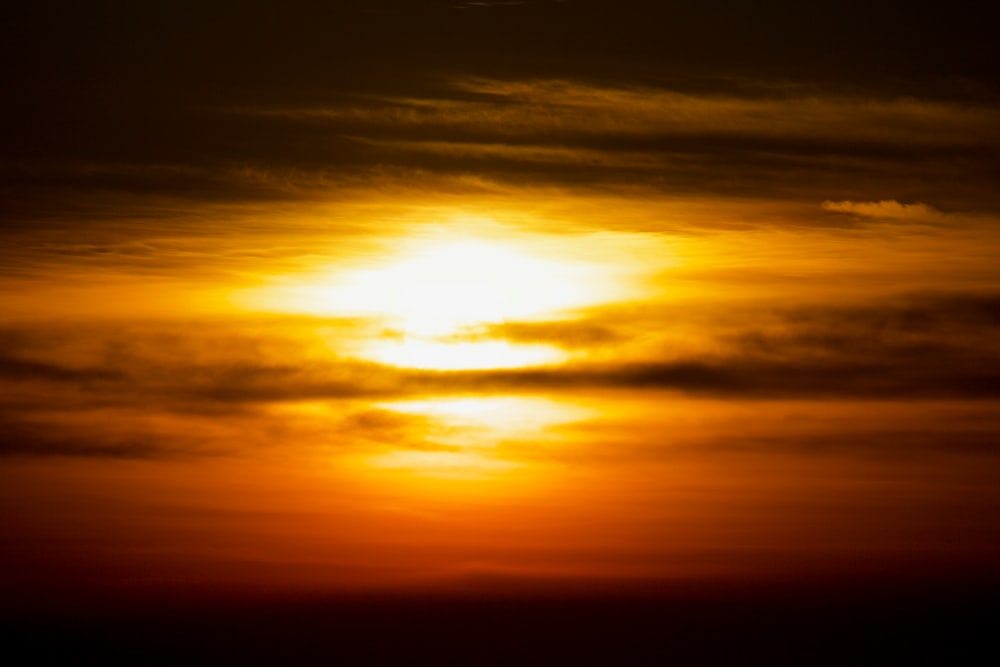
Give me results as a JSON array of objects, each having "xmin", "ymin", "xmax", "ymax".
[
  {"xmin": 4, "ymin": 291, "xmax": 998, "ymax": 405},
  {"xmin": 202, "ymin": 80, "xmax": 1000, "ymax": 211},
  {"xmin": 454, "ymin": 320, "xmax": 627, "ymax": 348},
  {"xmin": 434, "ymin": 358, "xmax": 1000, "ymax": 400},
  {"xmin": 821, "ymin": 200, "xmax": 950, "ymax": 223},
  {"xmin": 10, "ymin": 77, "xmax": 995, "ymax": 231},
  {"xmin": 252, "ymin": 79, "xmax": 998, "ymax": 148},
  {"xmin": 0, "ymin": 415, "xmax": 213, "ymax": 459},
  {"xmin": 0, "ymin": 291, "xmax": 998, "ymax": 459}
]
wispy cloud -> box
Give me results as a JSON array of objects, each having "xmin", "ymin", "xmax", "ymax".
[
  {"xmin": 6, "ymin": 76, "xmax": 998, "ymax": 242},
  {"xmin": 822, "ymin": 200, "xmax": 951, "ymax": 223},
  {"xmin": 203, "ymin": 79, "xmax": 1000, "ymax": 209},
  {"xmin": 2, "ymin": 291, "xmax": 999, "ymax": 459},
  {"xmin": 249, "ymin": 79, "xmax": 998, "ymax": 144}
]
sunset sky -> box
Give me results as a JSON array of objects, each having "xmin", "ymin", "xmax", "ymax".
[{"xmin": 2, "ymin": 1, "xmax": 999, "ymax": 662}]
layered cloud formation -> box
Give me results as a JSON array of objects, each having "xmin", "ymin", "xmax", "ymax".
[{"xmin": 2, "ymin": 0, "xmax": 999, "ymax": 606}]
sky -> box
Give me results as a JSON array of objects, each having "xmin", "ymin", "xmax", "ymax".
[{"xmin": 2, "ymin": 1, "xmax": 999, "ymax": 661}]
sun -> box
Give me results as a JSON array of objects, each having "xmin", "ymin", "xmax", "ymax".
[
  {"xmin": 328, "ymin": 240, "xmax": 591, "ymax": 336},
  {"xmin": 236, "ymin": 220, "xmax": 652, "ymax": 370},
  {"xmin": 310, "ymin": 239, "xmax": 589, "ymax": 369}
]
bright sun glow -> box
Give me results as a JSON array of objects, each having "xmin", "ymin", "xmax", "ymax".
[
  {"xmin": 340, "ymin": 239, "xmax": 593, "ymax": 369},
  {"xmin": 325, "ymin": 241, "xmax": 591, "ymax": 336},
  {"xmin": 364, "ymin": 397, "xmax": 595, "ymax": 478},
  {"xmin": 236, "ymin": 220, "xmax": 657, "ymax": 370},
  {"xmin": 372, "ymin": 396, "xmax": 596, "ymax": 440},
  {"xmin": 363, "ymin": 339, "xmax": 564, "ymax": 370}
]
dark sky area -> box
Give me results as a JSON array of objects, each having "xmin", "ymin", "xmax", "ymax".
[{"xmin": 3, "ymin": 1, "xmax": 997, "ymax": 212}]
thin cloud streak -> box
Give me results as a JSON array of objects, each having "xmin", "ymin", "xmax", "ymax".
[
  {"xmin": 245, "ymin": 79, "xmax": 1000, "ymax": 146},
  {"xmin": 5, "ymin": 78, "xmax": 998, "ymax": 235}
]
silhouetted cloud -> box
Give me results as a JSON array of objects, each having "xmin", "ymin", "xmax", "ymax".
[
  {"xmin": 4, "ymin": 75, "xmax": 998, "ymax": 236},
  {"xmin": 0, "ymin": 291, "xmax": 997, "ymax": 458}
]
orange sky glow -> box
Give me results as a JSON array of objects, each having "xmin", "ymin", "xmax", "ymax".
[{"xmin": 2, "ymin": 2, "xmax": 998, "ymax": 662}]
